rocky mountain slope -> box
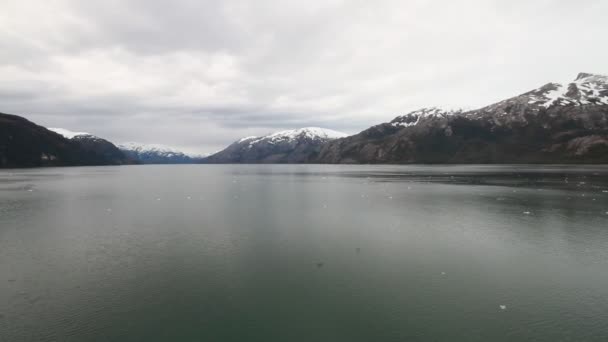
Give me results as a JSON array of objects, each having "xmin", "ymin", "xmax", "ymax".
[
  {"xmin": 316, "ymin": 73, "xmax": 608, "ymax": 164},
  {"xmin": 118, "ymin": 142, "xmax": 207, "ymax": 164},
  {"xmin": 206, "ymin": 127, "xmax": 347, "ymax": 163},
  {"xmin": 48, "ymin": 128, "xmax": 131, "ymax": 165},
  {"xmin": 0, "ymin": 113, "xmax": 130, "ymax": 168}
]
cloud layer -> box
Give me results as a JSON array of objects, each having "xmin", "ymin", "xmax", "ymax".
[{"xmin": 1, "ymin": 0, "xmax": 607, "ymax": 153}]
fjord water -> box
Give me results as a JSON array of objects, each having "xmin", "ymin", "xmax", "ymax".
[{"xmin": 1, "ymin": 165, "xmax": 607, "ymax": 341}]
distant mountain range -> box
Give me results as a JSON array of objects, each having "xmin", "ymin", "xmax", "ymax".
[
  {"xmin": 118, "ymin": 142, "xmax": 207, "ymax": 164},
  {"xmin": 2, "ymin": 72, "xmax": 607, "ymax": 168},
  {"xmin": 205, "ymin": 127, "xmax": 347, "ymax": 163},
  {"xmin": 48, "ymin": 129, "xmax": 205, "ymax": 165}
]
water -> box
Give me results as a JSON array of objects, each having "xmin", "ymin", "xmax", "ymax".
[{"xmin": 1, "ymin": 165, "xmax": 607, "ymax": 341}]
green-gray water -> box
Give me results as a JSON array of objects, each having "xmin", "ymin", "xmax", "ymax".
[{"xmin": 1, "ymin": 165, "xmax": 608, "ymax": 341}]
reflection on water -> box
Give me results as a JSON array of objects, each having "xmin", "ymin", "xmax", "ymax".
[{"xmin": 1, "ymin": 165, "xmax": 607, "ymax": 341}]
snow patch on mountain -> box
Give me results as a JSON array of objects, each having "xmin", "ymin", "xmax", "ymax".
[
  {"xmin": 208, "ymin": 127, "xmax": 348, "ymax": 163},
  {"xmin": 48, "ymin": 127, "xmax": 92, "ymax": 139},
  {"xmin": 243, "ymin": 127, "xmax": 348, "ymax": 146},
  {"xmin": 391, "ymin": 107, "xmax": 461, "ymax": 127},
  {"xmin": 237, "ymin": 136, "xmax": 258, "ymax": 143},
  {"xmin": 118, "ymin": 142, "xmax": 205, "ymax": 158},
  {"xmin": 527, "ymin": 73, "xmax": 608, "ymax": 108}
]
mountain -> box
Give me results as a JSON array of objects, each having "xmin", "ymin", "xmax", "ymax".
[
  {"xmin": 50, "ymin": 130, "xmax": 205, "ymax": 165},
  {"xmin": 316, "ymin": 73, "xmax": 608, "ymax": 164},
  {"xmin": 206, "ymin": 127, "xmax": 348, "ymax": 163},
  {"xmin": 118, "ymin": 142, "xmax": 207, "ymax": 164},
  {"xmin": 48, "ymin": 128, "xmax": 131, "ymax": 165},
  {"xmin": 0, "ymin": 112, "xmax": 130, "ymax": 168}
]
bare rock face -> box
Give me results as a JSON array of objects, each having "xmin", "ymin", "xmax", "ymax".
[
  {"xmin": 564, "ymin": 135, "xmax": 608, "ymax": 156},
  {"xmin": 316, "ymin": 73, "xmax": 608, "ymax": 164},
  {"xmin": 206, "ymin": 127, "xmax": 347, "ymax": 163}
]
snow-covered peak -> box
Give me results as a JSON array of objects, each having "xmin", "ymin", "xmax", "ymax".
[
  {"xmin": 267, "ymin": 127, "xmax": 348, "ymax": 140},
  {"xmin": 575, "ymin": 72, "xmax": 608, "ymax": 83},
  {"xmin": 391, "ymin": 107, "xmax": 460, "ymax": 127},
  {"xmin": 48, "ymin": 127, "xmax": 92, "ymax": 139},
  {"xmin": 118, "ymin": 142, "xmax": 208, "ymax": 158},
  {"xmin": 118, "ymin": 142, "xmax": 184, "ymax": 157},
  {"xmin": 209, "ymin": 127, "xmax": 348, "ymax": 162},
  {"xmin": 526, "ymin": 72, "xmax": 608, "ymax": 108},
  {"xmin": 238, "ymin": 127, "xmax": 348, "ymax": 146},
  {"xmin": 237, "ymin": 136, "xmax": 258, "ymax": 143}
]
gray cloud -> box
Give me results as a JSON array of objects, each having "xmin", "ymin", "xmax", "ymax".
[{"xmin": 1, "ymin": 0, "xmax": 607, "ymax": 153}]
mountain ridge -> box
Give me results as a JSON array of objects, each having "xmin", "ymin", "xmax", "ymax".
[
  {"xmin": 118, "ymin": 142, "xmax": 207, "ymax": 164},
  {"xmin": 49, "ymin": 128, "xmax": 206, "ymax": 164},
  {"xmin": 315, "ymin": 72, "xmax": 608, "ymax": 164},
  {"xmin": 205, "ymin": 127, "xmax": 348, "ymax": 163},
  {"xmin": 3, "ymin": 72, "xmax": 607, "ymax": 167},
  {"xmin": 0, "ymin": 113, "xmax": 130, "ymax": 167},
  {"xmin": 48, "ymin": 127, "xmax": 132, "ymax": 165}
]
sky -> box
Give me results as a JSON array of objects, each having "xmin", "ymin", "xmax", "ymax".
[{"xmin": 1, "ymin": 0, "xmax": 607, "ymax": 154}]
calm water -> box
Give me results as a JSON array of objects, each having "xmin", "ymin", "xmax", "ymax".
[{"xmin": 1, "ymin": 165, "xmax": 608, "ymax": 341}]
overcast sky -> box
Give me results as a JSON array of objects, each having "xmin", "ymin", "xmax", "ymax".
[{"xmin": 1, "ymin": 0, "xmax": 607, "ymax": 153}]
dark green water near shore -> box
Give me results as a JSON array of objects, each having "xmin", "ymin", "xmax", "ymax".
[{"xmin": 1, "ymin": 165, "xmax": 607, "ymax": 341}]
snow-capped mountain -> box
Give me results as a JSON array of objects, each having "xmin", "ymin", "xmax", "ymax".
[
  {"xmin": 47, "ymin": 127, "xmax": 92, "ymax": 139},
  {"xmin": 523, "ymin": 72, "xmax": 608, "ymax": 108},
  {"xmin": 47, "ymin": 127, "xmax": 130, "ymax": 165},
  {"xmin": 118, "ymin": 142, "xmax": 207, "ymax": 164},
  {"xmin": 390, "ymin": 107, "xmax": 462, "ymax": 128},
  {"xmin": 236, "ymin": 127, "xmax": 347, "ymax": 146},
  {"xmin": 206, "ymin": 127, "xmax": 348, "ymax": 163},
  {"xmin": 466, "ymin": 72, "xmax": 608, "ymax": 126},
  {"xmin": 1, "ymin": 113, "xmax": 129, "ymax": 167},
  {"xmin": 48, "ymin": 128, "xmax": 206, "ymax": 164},
  {"xmin": 316, "ymin": 73, "xmax": 608, "ymax": 164},
  {"xmin": 5, "ymin": 72, "xmax": 607, "ymax": 167}
]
